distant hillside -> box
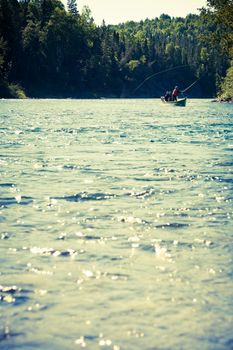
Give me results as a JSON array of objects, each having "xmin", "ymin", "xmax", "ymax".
[{"xmin": 0, "ymin": 0, "xmax": 229, "ymax": 98}]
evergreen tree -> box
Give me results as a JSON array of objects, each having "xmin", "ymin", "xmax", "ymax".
[
  {"xmin": 0, "ymin": 0, "xmax": 230, "ymax": 98},
  {"xmin": 67, "ymin": 0, "xmax": 78, "ymax": 15},
  {"xmin": 204, "ymin": 0, "xmax": 233, "ymax": 96}
]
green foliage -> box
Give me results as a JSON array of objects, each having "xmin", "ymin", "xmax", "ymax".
[
  {"xmin": 200, "ymin": 47, "xmax": 209, "ymax": 63},
  {"xmin": 219, "ymin": 60, "xmax": 233, "ymax": 98},
  {"xmin": 67, "ymin": 0, "xmax": 78, "ymax": 16},
  {"xmin": 165, "ymin": 42, "xmax": 175, "ymax": 57},
  {"xmin": 0, "ymin": 0, "xmax": 230, "ymax": 98},
  {"xmin": 204, "ymin": 0, "xmax": 233, "ymax": 97},
  {"xmin": 8, "ymin": 83, "xmax": 27, "ymax": 98},
  {"xmin": 203, "ymin": 0, "xmax": 233, "ymax": 54},
  {"xmin": 127, "ymin": 60, "xmax": 140, "ymax": 71}
]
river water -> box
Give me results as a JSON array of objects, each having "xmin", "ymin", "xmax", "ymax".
[{"xmin": 0, "ymin": 99, "xmax": 232, "ymax": 350}]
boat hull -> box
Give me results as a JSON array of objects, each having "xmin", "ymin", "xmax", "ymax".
[{"xmin": 161, "ymin": 97, "xmax": 187, "ymax": 107}]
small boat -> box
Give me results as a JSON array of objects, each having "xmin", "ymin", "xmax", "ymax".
[{"xmin": 161, "ymin": 97, "xmax": 187, "ymax": 107}]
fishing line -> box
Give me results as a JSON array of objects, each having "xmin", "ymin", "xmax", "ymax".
[{"xmin": 132, "ymin": 64, "xmax": 189, "ymax": 94}]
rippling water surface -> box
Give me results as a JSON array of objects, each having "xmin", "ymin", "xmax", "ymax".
[{"xmin": 0, "ymin": 99, "xmax": 232, "ymax": 350}]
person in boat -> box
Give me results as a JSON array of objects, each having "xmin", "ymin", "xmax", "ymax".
[
  {"xmin": 172, "ymin": 86, "xmax": 180, "ymax": 101},
  {"xmin": 164, "ymin": 91, "xmax": 172, "ymax": 101}
]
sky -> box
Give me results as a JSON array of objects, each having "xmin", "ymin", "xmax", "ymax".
[{"xmin": 62, "ymin": 0, "xmax": 208, "ymax": 25}]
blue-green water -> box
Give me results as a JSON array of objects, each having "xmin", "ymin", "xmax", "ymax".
[{"xmin": 0, "ymin": 99, "xmax": 232, "ymax": 350}]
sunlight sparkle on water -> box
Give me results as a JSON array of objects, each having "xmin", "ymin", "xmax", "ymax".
[{"xmin": 0, "ymin": 99, "xmax": 232, "ymax": 350}]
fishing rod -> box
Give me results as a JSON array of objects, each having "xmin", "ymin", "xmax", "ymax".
[
  {"xmin": 132, "ymin": 64, "xmax": 189, "ymax": 94},
  {"xmin": 182, "ymin": 77, "xmax": 201, "ymax": 93}
]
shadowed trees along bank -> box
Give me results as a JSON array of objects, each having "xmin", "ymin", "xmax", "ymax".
[
  {"xmin": 0, "ymin": 0, "xmax": 231, "ymax": 98},
  {"xmin": 202, "ymin": 0, "xmax": 233, "ymax": 98}
]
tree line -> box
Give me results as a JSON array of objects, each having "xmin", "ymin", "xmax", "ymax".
[{"xmin": 0, "ymin": 0, "xmax": 231, "ymax": 98}]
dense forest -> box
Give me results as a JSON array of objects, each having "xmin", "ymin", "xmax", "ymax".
[{"xmin": 0, "ymin": 0, "xmax": 232, "ymax": 98}]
